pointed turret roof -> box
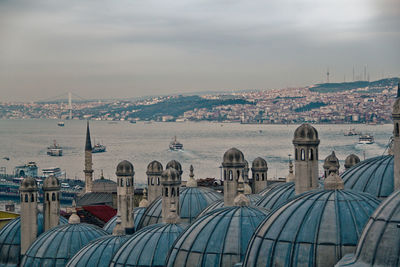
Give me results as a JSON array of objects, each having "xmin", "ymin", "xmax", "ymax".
[{"xmin": 85, "ymin": 121, "xmax": 92, "ymax": 151}]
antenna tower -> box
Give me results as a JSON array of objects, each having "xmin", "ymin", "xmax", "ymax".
[{"xmin": 68, "ymin": 92, "xmax": 72, "ymax": 120}]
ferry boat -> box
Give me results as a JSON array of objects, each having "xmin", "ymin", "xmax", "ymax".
[
  {"xmin": 169, "ymin": 136, "xmax": 183, "ymax": 151},
  {"xmin": 47, "ymin": 140, "xmax": 63, "ymax": 156},
  {"xmin": 42, "ymin": 167, "xmax": 64, "ymax": 178},
  {"xmin": 57, "ymin": 121, "xmax": 65, "ymax": 127},
  {"xmin": 92, "ymin": 143, "xmax": 106, "ymax": 153},
  {"xmin": 358, "ymin": 134, "xmax": 374, "ymax": 144}
]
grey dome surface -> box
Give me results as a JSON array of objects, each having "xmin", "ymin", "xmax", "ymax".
[
  {"xmin": 342, "ymin": 155, "xmax": 393, "ymax": 198},
  {"xmin": 256, "ymin": 182, "xmax": 295, "ymax": 210},
  {"xmin": 66, "ymin": 235, "xmax": 130, "ymax": 267},
  {"xmin": 116, "ymin": 160, "xmax": 134, "ymax": 176},
  {"xmin": 252, "ymin": 157, "xmax": 268, "ymax": 170},
  {"xmin": 293, "ymin": 123, "xmax": 319, "ymax": 144},
  {"xmin": 344, "ymin": 154, "xmax": 360, "ymax": 169},
  {"xmin": 0, "ymin": 213, "xmax": 67, "ymax": 267},
  {"xmin": 110, "ymin": 223, "xmax": 186, "ymax": 267},
  {"xmin": 103, "ymin": 207, "xmax": 146, "ymax": 234},
  {"xmin": 222, "ymin": 147, "xmax": 245, "ymax": 166},
  {"xmin": 20, "ymin": 177, "xmax": 37, "ymax": 190},
  {"xmin": 166, "ymin": 160, "xmax": 182, "ymax": 175},
  {"xmin": 21, "ymin": 223, "xmax": 107, "ymax": 267},
  {"xmin": 43, "ymin": 175, "xmax": 60, "ymax": 190},
  {"xmin": 243, "ymin": 190, "xmax": 380, "ymax": 267},
  {"xmin": 137, "ymin": 187, "xmax": 222, "ymax": 229},
  {"xmin": 167, "ymin": 206, "xmax": 269, "ymax": 267},
  {"xmin": 147, "ymin": 160, "xmax": 163, "ymax": 174},
  {"xmin": 336, "ymin": 190, "xmax": 400, "ymax": 267},
  {"xmin": 258, "ymin": 182, "xmax": 285, "ymax": 196}
]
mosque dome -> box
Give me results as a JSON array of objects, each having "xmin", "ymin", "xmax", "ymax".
[
  {"xmin": 111, "ymin": 223, "xmax": 186, "ymax": 267},
  {"xmin": 116, "ymin": 160, "xmax": 134, "ymax": 176},
  {"xmin": 222, "ymin": 148, "xmax": 245, "ymax": 167},
  {"xmin": 0, "ymin": 213, "xmax": 67, "ymax": 267},
  {"xmin": 146, "ymin": 160, "xmax": 163, "ymax": 175},
  {"xmin": 166, "ymin": 206, "xmax": 269, "ymax": 267},
  {"xmin": 166, "ymin": 160, "xmax": 183, "ymax": 175},
  {"xmin": 66, "ymin": 235, "xmax": 129, "ymax": 267},
  {"xmin": 258, "ymin": 182, "xmax": 285, "ymax": 196},
  {"xmin": 336, "ymin": 190, "xmax": 400, "ymax": 267},
  {"xmin": 103, "ymin": 207, "xmax": 146, "ymax": 234},
  {"xmin": 293, "ymin": 123, "xmax": 320, "ymax": 144},
  {"xmin": 344, "ymin": 154, "xmax": 360, "ymax": 169},
  {"xmin": 256, "ymin": 182, "xmax": 295, "ymax": 210},
  {"xmin": 42, "ymin": 175, "xmax": 60, "ymax": 190},
  {"xmin": 20, "ymin": 222, "xmax": 107, "ymax": 266},
  {"xmin": 342, "ymin": 155, "xmax": 394, "ymax": 199},
  {"xmin": 20, "ymin": 177, "xmax": 37, "ymax": 191},
  {"xmin": 243, "ymin": 190, "xmax": 380, "ymax": 267},
  {"xmin": 137, "ymin": 187, "xmax": 222, "ymax": 229},
  {"xmin": 251, "ymin": 157, "xmax": 268, "ymax": 171}
]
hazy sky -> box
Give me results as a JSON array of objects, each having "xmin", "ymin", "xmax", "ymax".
[{"xmin": 0, "ymin": 0, "xmax": 399, "ymax": 101}]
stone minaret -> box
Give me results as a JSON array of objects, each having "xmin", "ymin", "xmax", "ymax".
[
  {"xmin": 161, "ymin": 168, "xmax": 181, "ymax": 223},
  {"xmin": 344, "ymin": 154, "xmax": 360, "ymax": 170},
  {"xmin": 393, "ymin": 82, "xmax": 400, "ymax": 191},
  {"xmin": 84, "ymin": 121, "xmax": 93, "ymax": 193},
  {"xmin": 293, "ymin": 123, "xmax": 320, "ymax": 195},
  {"xmin": 323, "ymin": 151, "xmax": 340, "ymax": 178},
  {"xmin": 251, "ymin": 157, "xmax": 268, "ymax": 194},
  {"xmin": 222, "ymin": 148, "xmax": 245, "ymax": 206},
  {"xmin": 43, "ymin": 175, "xmax": 60, "ymax": 232},
  {"xmin": 20, "ymin": 177, "xmax": 38, "ymax": 255},
  {"xmin": 146, "ymin": 161, "xmax": 163, "ymax": 203},
  {"xmin": 116, "ymin": 160, "xmax": 135, "ymax": 234}
]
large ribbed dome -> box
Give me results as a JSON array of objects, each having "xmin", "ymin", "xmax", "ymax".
[
  {"xmin": 342, "ymin": 155, "xmax": 393, "ymax": 198},
  {"xmin": 256, "ymin": 182, "xmax": 295, "ymax": 210},
  {"xmin": 166, "ymin": 206, "xmax": 269, "ymax": 267},
  {"xmin": 0, "ymin": 214, "xmax": 67, "ymax": 267},
  {"xmin": 243, "ymin": 190, "xmax": 380, "ymax": 267},
  {"xmin": 66, "ymin": 235, "xmax": 129, "ymax": 267},
  {"xmin": 103, "ymin": 207, "xmax": 146, "ymax": 234},
  {"xmin": 336, "ymin": 190, "xmax": 400, "ymax": 267},
  {"xmin": 111, "ymin": 223, "xmax": 186, "ymax": 267},
  {"xmin": 258, "ymin": 182, "xmax": 285, "ymax": 196},
  {"xmin": 20, "ymin": 223, "xmax": 107, "ymax": 266},
  {"xmin": 137, "ymin": 187, "xmax": 222, "ymax": 229}
]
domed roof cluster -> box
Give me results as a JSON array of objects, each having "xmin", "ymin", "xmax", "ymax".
[
  {"xmin": 243, "ymin": 190, "xmax": 380, "ymax": 267},
  {"xmin": 222, "ymin": 147, "xmax": 245, "ymax": 167},
  {"xmin": 21, "ymin": 223, "xmax": 107, "ymax": 266},
  {"xmin": 111, "ymin": 223, "xmax": 186, "ymax": 267},
  {"xmin": 43, "ymin": 175, "xmax": 60, "ymax": 190},
  {"xmin": 166, "ymin": 160, "xmax": 182, "ymax": 175},
  {"xmin": 167, "ymin": 206, "xmax": 269, "ymax": 267},
  {"xmin": 256, "ymin": 181, "xmax": 295, "ymax": 210},
  {"xmin": 342, "ymin": 155, "xmax": 393, "ymax": 198},
  {"xmin": 116, "ymin": 160, "xmax": 134, "ymax": 176},
  {"xmin": 293, "ymin": 123, "xmax": 320, "ymax": 144},
  {"xmin": 344, "ymin": 154, "xmax": 360, "ymax": 169},
  {"xmin": 146, "ymin": 160, "xmax": 163, "ymax": 174},
  {"xmin": 103, "ymin": 207, "xmax": 146, "ymax": 234},
  {"xmin": 251, "ymin": 157, "xmax": 268, "ymax": 170}
]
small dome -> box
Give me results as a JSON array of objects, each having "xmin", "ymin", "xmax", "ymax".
[
  {"xmin": 336, "ymin": 190, "xmax": 400, "ymax": 267},
  {"xmin": 293, "ymin": 123, "xmax": 320, "ymax": 145},
  {"xmin": 42, "ymin": 175, "xmax": 60, "ymax": 191},
  {"xmin": 21, "ymin": 223, "xmax": 107, "ymax": 266},
  {"xmin": 66, "ymin": 235, "xmax": 129, "ymax": 267},
  {"xmin": 146, "ymin": 160, "xmax": 163, "ymax": 175},
  {"xmin": 137, "ymin": 187, "xmax": 222, "ymax": 229},
  {"xmin": 103, "ymin": 207, "xmax": 146, "ymax": 234},
  {"xmin": 243, "ymin": 190, "xmax": 380, "ymax": 267},
  {"xmin": 344, "ymin": 154, "xmax": 360, "ymax": 169},
  {"xmin": 323, "ymin": 151, "xmax": 340, "ymax": 171},
  {"xmin": 342, "ymin": 155, "xmax": 393, "ymax": 199},
  {"xmin": 166, "ymin": 160, "xmax": 183, "ymax": 175},
  {"xmin": 251, "ymin": 157, "xmax": 268, "ymax": 171},
  {"xmin": 0, "ymin": 214, "xmax": 67, "ymax": 267},
  {"xmin": 222, "ymin": 147, "xmax": 245, "ymax": 167},
  {"xmin": 111, "ymin": 223, "xmax": 186, "ymax": 267},
  {"xmin": 256, "ymin": 182, "xmax": 295, "ymax": 210},
  {"xmin": 20, "ymin": 177, "xmax": 37, "ymax": 191},
  {"xmin": 167, "ymin": 206, "xmax": 269, "ymax": 267},
  {"xmin": 161, "ymin": 168, "xmax": 181, "ymax": 183},
  {"xmin": 116, "ymin": 160, "xmax": 134, "ymax": 176}
]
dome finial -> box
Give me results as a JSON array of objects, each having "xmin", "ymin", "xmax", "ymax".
[
  {"xmin": 112, "ymin": 215, "xmax": 125, "ymax": 236},
  {"xmin": 186, "ymin": 165, "xmax": 197, "ymax": 188},
  {"xmin": 234, "ymin": 175, "xmax": 250, "ymax": 206},
  {"xmin": 68, "ymin": 208, "xmax": 81, "ymax": 224},
  {"xmin": 286, "ymin": 159, "xmax": 295, "ymax": 182},
  {"xmin": 139, "ymin": 187, "xmax": 149, "ymax": 207},
  {"xmin": 324, "ymin": 168, "xmax": 344, "ymax": 190}
]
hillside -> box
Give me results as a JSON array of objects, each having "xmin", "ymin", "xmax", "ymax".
[{"xmin": 309, "ymin": 77, "xmax": 399, "ymax": 93}]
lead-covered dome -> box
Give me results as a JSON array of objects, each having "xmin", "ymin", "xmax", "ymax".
[
  {"xmin": 222, "ymin": 148, "xmax": 245, "ymax": 167},
  {"xmin": 243, "ymin": 190, "xmax": 380, "ymax": 267},
  {"xmin": 103, "ymin": 207, "xmax": 146, "ymax": 234},
  {"xmin": 344, "ymin": 154, "xmax": 360, "ymax": 169},
  {"xmin": 342, "ymin": 155, "xmax": 393, "ymax": 199},
  {"xmin": 20, "ymin": 177, "xmax": 37, "ymax": 191},
  {"xmin": 0, "ymin": 213, "xmax": 67, "ymax": 267},
  {"xmin": 43, "ymin": 175, "xmax": 60, "ymax": 190},
  {"xmin": 20, "ymin": 223, "xmax": 107, "ymax": 266},
  {"xmin": 251, "ymin": 157, "xmax": 268, "ymax": 171},
  {"xmin": 116, "ymin": 160, "xmax": 134, "ymax": 176},
  {"xmin": 137, "ymin": 187, "xmax": 222, "ymax": 229},
  {"xmin": 111, "ymin": 223, "xmax": 186, "ymax": 267},
  {"xmin": 256, "ymin": 182, "xmax": 295, "ymax": 210},
  {"xmin": 166, "ymin": 160, "xmax": 183, "ymax": 175},
  {"xmin": 146, "ymin": 160, "xmax": 163, "ymax": 175},
  {"xmin": 166, "ymin": 206, "xmax": 269, "ymax": 267},
  {"xmin": 293, "ymin": 123, "xmax": 320, "ymax": 144},
  {"xmin": 336, "ymin": 190, "xmax": 400, "ymax": 267}
]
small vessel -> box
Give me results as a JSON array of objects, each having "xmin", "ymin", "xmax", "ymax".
[
  {"xmin": 57, "ymin": 121, "xmax": 65, "ymax": 127},
  {"xmin": 92, "ymin": 142, "xmax": 106, "ymax": 153},
  {"xmin": 169, "ymin": 136, "xmax": 183, "ymax": 151},
  {"xmin": 129, "ymin": 120, "xmax": 137, "ymax": 124},
  {"xmin": 47, "ymin": 140, "xmax": 63, "ymax": 156},
  {"xmin": 344, "ymin": 128, "xmax": 360, "ymax": 136},
  {"xmin": 3, "ymin": 157, "xmax": 9, "ymax": 161},
  {"xmin": 358, "ymin": 134, "xmax": 374, "ymax": 144}
]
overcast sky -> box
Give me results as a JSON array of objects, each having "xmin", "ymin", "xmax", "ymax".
[{"xmin": 0, "ymin": 0, "xmax": 399, "ymax": 101}]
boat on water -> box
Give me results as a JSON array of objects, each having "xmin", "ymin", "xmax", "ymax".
[
  {"xmin": 169, "ymin": 136, "xmax": 183, "ymax": 151},
  {"xmin": 47, "ymin": 140, "xmax": 63, "ymax": 156},
  {"xmin": 92, "ymin": 143, "xmax": 106, "ymax": 153},
  {"xmin": 129, "ymin": 120, "xmax": 137, "ymax": 124},
  {"xmin": 358, "ymin": 134, "xmax": 374, "ymax": 144},
  {"xmin": 57, "ymin": 121, "xmax": 65, "ymax": 127},
  {"xmin": 344, "ymin": 128, "xmax": 360, "ymax": 136}
]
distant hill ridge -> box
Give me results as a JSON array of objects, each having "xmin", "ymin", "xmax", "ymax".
[{"xmin": 309, "ymin": 77, "xmax": 399, "ymax": 93}]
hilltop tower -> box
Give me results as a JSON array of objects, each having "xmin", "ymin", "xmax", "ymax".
[
  {"xmin": 43, "ymin": 175, "xmax": 60, "ymax": 231},
  {"xmin": 392, "ymin": 83, "xmax": 400, "ymax": 190},
  {"xmin": 116, "ymin": 160, "xmax": 135, "ymax": 234},
  {"xmin": 222, "ymin": 148, "xmax": 245, "ymax": 206},
  {"xmin": 20, "ymin": 177, "xmax": 38, "ymax": 255},
  {"xmin": 146, "ymin": 161, "xmax": 163, "ymax": 203},
  {"xmin": 251, "ymin": 157, "xmax": 268, "ymax": 194},
  {"xmin": 293, "ymin": 123, "xmax": 320, "ymax": 194},
  {"xmin": 84, "ymin": 121, "xmax": 93, "ymax": 193},
  {"xmin": 161, "ymin": 168, "xmax": 181, "ymax": 223}
]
